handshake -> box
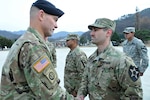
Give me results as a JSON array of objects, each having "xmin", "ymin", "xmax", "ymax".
[
  {"xmin": 75, "ymin": 95, "xmax": 84, "ymax": 100},
  {"xmin": 71, "ymin": 91, "xmax": 84, "ymax": 100}
]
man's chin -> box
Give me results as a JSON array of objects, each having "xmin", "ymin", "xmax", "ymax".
[
  {"xmin": 49, "ymin": 31, "xmax": 54, "ymax": 36},
  {"xmin": 48, "ymin": 32, "xmax": 53, "ymax": 37},
  {"xmin": 91, "ymin": 40, "xmax": 95, "ymax": 44}
]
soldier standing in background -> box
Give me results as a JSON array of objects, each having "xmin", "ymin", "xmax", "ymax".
[
  {"xmin": 46, "ymin": 38, "xmax": 57, "ymax": 68},
  {"xmin": 122, "ymin": 27, "xmax": 149, "ymax": 76},
  {"xmin": 64, "ymin": 34, "xmax": 87, "ymax": 97},
  {"xmin": 0, "ymin": 0, "xmax": 74, "ymax": 99},
  {"xmin": 76, "ymin": 18, "xmax": 143, "ymax": 100}
]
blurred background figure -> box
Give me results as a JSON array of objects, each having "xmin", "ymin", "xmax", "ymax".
[
  {"xmin": 122, "ymin": 27, "xmax": 149, "ymax": 76},
  {"xmin": 46, "ymin": 37, "xmax": 57, "ymax": 68},
  {"xmin": 64, "ymin": 34, "xmax": 87, "ymax": 97}
]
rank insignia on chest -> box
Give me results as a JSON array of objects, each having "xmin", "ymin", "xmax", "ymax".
[
  {"xmin": 128, "ymin": 65, "xmax": 139, "ymax": 82},
  {"xmin": 33, "ymin": 56, "xmax": 50, "ymax": 73}
]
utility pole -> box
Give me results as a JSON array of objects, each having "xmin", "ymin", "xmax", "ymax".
[{"xmin": 135, "ymin": 7, "xmax": 140, "ymax": 31}]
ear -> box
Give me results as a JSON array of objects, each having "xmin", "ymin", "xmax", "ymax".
[
  {"xmin": 38, "ymin": 10, "xmax": 45, "ymax": 21},
  {"xmin": 106, "ymin": 29, "xmax": 113, "ymax": 37}
]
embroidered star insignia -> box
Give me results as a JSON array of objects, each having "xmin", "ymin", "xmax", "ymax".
[{"xmin": 128, "ymin": 65, "xmax": 139, "ymax": 82}]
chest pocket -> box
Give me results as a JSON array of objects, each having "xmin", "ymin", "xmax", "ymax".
[
  {"xmin": 94, "ymin": 62, "xmax": 115, "ymax": 90},
  {"xmin": 124, "ymin": 44, "xmax": 138, "ymax": 57},
  {"xmin": 65, "ymin": 54, "xmax": 76, "ymax": 71}
]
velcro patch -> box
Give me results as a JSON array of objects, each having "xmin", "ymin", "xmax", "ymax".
[
  {"xmin": 44, "ymin": 69, "xmax": 56, "ymax": 84},
  {"xmin": 33, "ymin": 56, "xmax": 50, "ymax": 73},
  {"xmin": 128, "ymin": 65, "xmax": 139, "ymax": 82}
]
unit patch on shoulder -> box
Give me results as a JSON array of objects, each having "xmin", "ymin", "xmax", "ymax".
[
  {"xmin": 33, "ymin": 56, "xmax": 50, "ymax": 73},
  {"xmin": 128, "ymin": 65, "xmax": 139, "ymax": 82}
]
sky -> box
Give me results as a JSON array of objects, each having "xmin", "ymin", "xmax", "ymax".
[{"xmin": 0, "ymin": 0, "xmax": 149, "ymax": 33}]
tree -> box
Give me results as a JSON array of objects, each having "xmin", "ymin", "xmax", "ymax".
[
  {"xmin": 80, "ymin": 31, "xmax": 91, "ymax": 45},
  {"xmin": 0, "ymin": 36, "xmax": 13, "ymax": 50},
  {"xmin": 80, "ymin": 36, "xmax": 87, "ymax": 45},
  {"xmin": 135, "ymin": 29, "xmax": 150, "ymax": 42},
  {"xmin": 111, "ymin": 32, "xmax": 121, "ymax": 42}
]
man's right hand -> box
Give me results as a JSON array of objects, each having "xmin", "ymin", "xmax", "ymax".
[
  {"xmin": 139, "ymin": 72, "xmax": 143, "ymax": 76},
  {"xmin": 75, "ymin": 95, "xmax": 84, "ymax": 100},
  {"xmin": 72, "ymin": 91, "xmax": 77, "ymax": 97}
]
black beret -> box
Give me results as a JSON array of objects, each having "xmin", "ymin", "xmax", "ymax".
[{"xmin": 32, "ymin": 0, "xmax": 64, "ymax": 18}]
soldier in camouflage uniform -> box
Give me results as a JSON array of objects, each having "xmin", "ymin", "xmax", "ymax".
[
  {"xmin": 76, "ymin": 18, "xmax": 143, "ymax": 100},
  {"xmin": 0, "ymin": 0, "xmax": 74, "ymax": 100},
  {"xmin": 64, "ymin": 34, "xmax": 87, "ymax": 97},
  {"xmin": 122, "ymin": 27, "xmax": 149, "ymax": 76}
]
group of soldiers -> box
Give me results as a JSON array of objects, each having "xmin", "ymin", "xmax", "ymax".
[{"xmin": 0, "ymin": 0, "xmax": 149, "ymax": 100}]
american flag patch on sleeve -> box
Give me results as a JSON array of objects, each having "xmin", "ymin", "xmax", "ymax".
[{"xmin": 33, "ymin": 56, "xmax": 50, "ymax": 73}]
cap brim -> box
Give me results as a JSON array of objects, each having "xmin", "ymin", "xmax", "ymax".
[
  {"xmin": 66, "ymin": 38, "xmax": 70, "ymax": 41},
  {"xmin": 123, "ymin": 30, "xmax": 129, "ymax": 34},
  {"xmin": 43, "ymin": 7, "xmax": 64, "ymax": 18},
  {"xmin": 88, "ymin": 24, "xmax": 105, "ymax": 30},
  {"xmin": 54, "ymin": 8, "xmax": 64, "ymax": 18}
]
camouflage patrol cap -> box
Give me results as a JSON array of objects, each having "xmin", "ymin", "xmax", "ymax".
[
  {"xmin": 88, "ymin": 18, "xmax": 116, "ymax": 32},
  {"xmin": 66, "ymin": 34, "xmax": 80, "ymax": 41},
  {"xmin": 123, "ymin": 27, "xmax": 135, "ymax": 33}
]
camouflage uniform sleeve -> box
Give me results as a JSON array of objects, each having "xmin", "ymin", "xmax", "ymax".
[
  {"xmin": 116, "ymin": 56, "xmax": 143, "ymax": 100},
  {"xmin": 77, "ymin": 65, "xmax": 88, "ymax": 97},
  {"xmin": 19, "ymin": 43, "xmax": 74, "ymax": 100},
  {"xmin": 136, "ymin": 41, "xmax": 149, "ymax": 73},
  {"xmin": 75, "ymin": 53, "xmax": 87, "ymax": 92}
]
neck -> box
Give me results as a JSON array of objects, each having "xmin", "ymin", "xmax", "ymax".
[
  {"xmin": 97, "ymin": 40, "xmax": 109, "ymax": 53},
  {"xmin": 70, "ymin": 44, "xmax": 77, "ymax": 50},
  {"xmin": 30, "ymin": 21, "xmax": 46, "ymax": 41},
  {"xmin": 128, "ymin": 37, "xmax": 134, "ymax": 41}
]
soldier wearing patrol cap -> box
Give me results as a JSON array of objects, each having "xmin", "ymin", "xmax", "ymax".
[
  {"xmin": 66, "ymin": 34, "xmax": 80, "ymax": 41},
  {"xmin": 0, "ymin": 0, "xmax": 74, "ymax": 99},
  {"xmin": 76, "ymin": 18, "xmax": 143, "ymax": 100},
  {"xmin": 122, "ymin": 27, "xmax": 149, "ymax": 76},
  {"xmin": 64, "ymin": 34, "xmax": 87, "ymax": 97}
]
